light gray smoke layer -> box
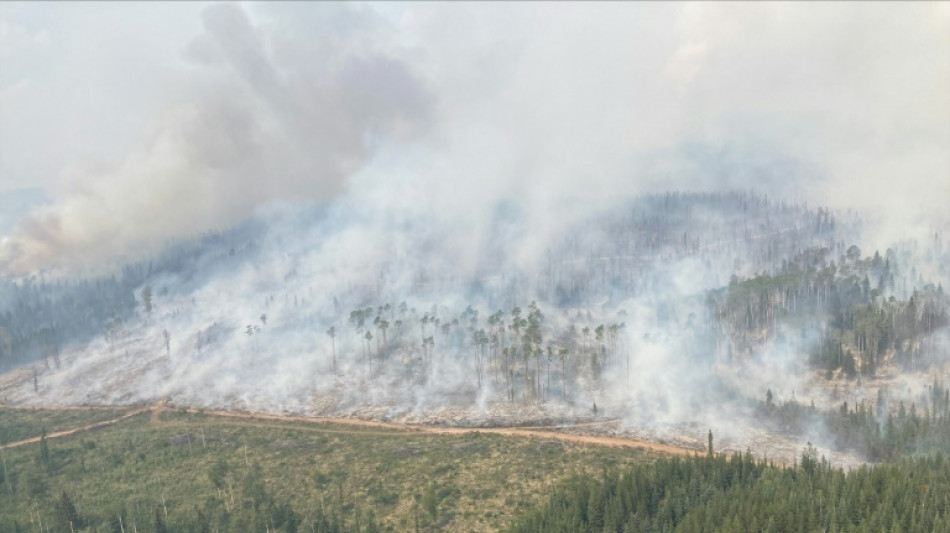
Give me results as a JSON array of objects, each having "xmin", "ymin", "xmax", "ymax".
[
  {"xmin": 1, "ymin": 3, "xmax": 947, "ymax": 273},
  {"xmin": 0, "ymin": 3, "xmax": 948, "ymax": 466}
]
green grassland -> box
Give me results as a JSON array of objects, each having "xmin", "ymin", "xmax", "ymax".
[
  {"xmin": 0, "ymin": 407, "xmax": 656, "ymax": 532},
  {"xmin": 0, "ymin": 407, "xmax": 133, "ymax": 446}
]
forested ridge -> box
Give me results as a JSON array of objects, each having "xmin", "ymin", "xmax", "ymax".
[
  {"xmin": 0, "ymin": 192, "xmax": 851, "ymax": 371},
  {"xmin": 1, "ymin": 191, "xmax": 947, "ymax": 480},
  {"xmin": 7, "ymin": 191, "xmax": 942, "ymax": 392},
  {"xmin": 0, "ymin": 221, "xmax": 263, "ymax": 372}
]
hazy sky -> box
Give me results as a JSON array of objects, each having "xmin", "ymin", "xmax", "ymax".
[{"xmin": 1, "ymin": 2, "xmax": 948, "ymax": 272}]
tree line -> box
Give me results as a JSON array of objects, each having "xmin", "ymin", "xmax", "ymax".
[
  {"xmin": 509, "ymin": 449, "xmax": 949, "ymax": 533},
  {"xmin": 759, "ymin": 380, "xmax": 950, "ymax": 462},
  {"xmin": 708, "ymin": 241, "xmax": 948, "ymax": 377},
  {"xmin": 326, "ymin": 299, "xmax": 629, "ymax": 405},
  {"xmin": 0, "ymin": 222, "xmax": 262, "ymax": 372}
]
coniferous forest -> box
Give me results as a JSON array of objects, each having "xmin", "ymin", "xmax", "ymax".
[
  {"xmin": 1, "ymin": 192, "xmax": 948, "ymax": 532},
  {"xmin": 1, "ymin": 408, "xmax": 948, "ymax": 533},
  {"xmin": 3, "ymin": 3, "xmax": 948, "ymax": 531},
  {"xmin": 509, "ymin": 451, "xmax": 949, "ymax": 533}
]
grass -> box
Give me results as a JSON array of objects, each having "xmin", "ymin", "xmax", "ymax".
[
  {"xmin": 0, "ymin": 406, "xmax": 133, "ymax": 446},
  {"xmin": 0, "ymin": 407, "xmax": 658, "ymax": 531}
]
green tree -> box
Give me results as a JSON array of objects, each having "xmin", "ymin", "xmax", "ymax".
[
  {"xmin": 54, "ymin": 491, "xmax": 83, "ymax": 531},
  {"xmin": 800, "ymin": 442, "xmax": 818, "ymax": 476},
  {"xmin": 38, "ymin": 427, "xmax": 53, "ymax": 475}
]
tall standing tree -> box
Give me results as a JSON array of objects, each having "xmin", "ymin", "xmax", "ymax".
[
  {"xmin": 350, "ymin": 308, "xmax": 370, "ymax": 367},
  {"xmin": 326, "ymin": 326, "xmax": 337, "ymax": 372},
  {"xmin": 595, "ymin": 324, "xmax": 606, "ymax": 372},
  {"xmin": 38, "ymin": 428, "xmax": 52, "ymax": 474},
  {"xmin": 364, "ymin": 330, "xmax": 374, "ymax": 374},
  {"xmin": 558, "ymin": 347, "xmax": 569, "ymax": 398},
  {"xmin": 162, "ymin": 329, "xmax": 170, "ymax": 356},
  {"xmin": 376, "ymin": 316, "xmax": 389, "ymax": 360},
  {"xmin": 420, "ymin": 314, "xmax": 430, "ymax": 359}
]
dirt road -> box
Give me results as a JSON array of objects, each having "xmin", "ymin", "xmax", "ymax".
[
  {"xmin": 196, "ymin": 408, "xmax": 696, "ymax": 455},
  {"xmin": 0, "ymin": 406, "xmax": 152, "ymax": 450},
  {"xmin": 0, "ymin": 403, "xmax": 698, "ymax": 456}
]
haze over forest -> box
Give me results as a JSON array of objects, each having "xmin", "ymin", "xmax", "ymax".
[{"xmin": 1, "ymin": 2, "xmax": 949, "ymax": 465}]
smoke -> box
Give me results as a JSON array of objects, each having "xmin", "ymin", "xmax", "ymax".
[
  {"xmin": 1, "ymin": 3, "xmax": 948, "ymax": 464},
  {"xmin": 2, "ymin": 2, "xmax": 948, "ymax": 273},
  {"xmin": 1, "ymin": 2, "xmax": 431, "ymax": 273}
]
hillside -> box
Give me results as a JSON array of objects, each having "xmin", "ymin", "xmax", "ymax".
[{"xmin": 1, "ymin": 192, "xmax": 948, "ymax": 467}]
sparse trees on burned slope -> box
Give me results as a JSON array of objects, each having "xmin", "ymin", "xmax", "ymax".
[
  {"xmin": 318, "ymin": 228, "xmax": 946, "ymax": 409},
  {"xmin": 5, "ymin": 192, "xmax": 947, "ymax": 429},
  {"xmin": 320, "ymin": 298, "xmax": 615, "ymax": 405}
]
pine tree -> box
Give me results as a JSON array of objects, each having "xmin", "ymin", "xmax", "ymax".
[
  {"xmin": 55, "ymin": 491, "xmax": 83, "ymax": 531},
  {"xmin": 38, "ymin": 427, "xmax": 53, "ymax": 475}
]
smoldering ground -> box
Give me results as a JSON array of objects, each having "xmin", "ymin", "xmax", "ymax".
[
  {"xmin": 0, "ymin": 3, "xmax": 948, "ymax": 464},
  {"xmin": 1, "ymin": 190, "xmax": 946, "ymax": 470}
]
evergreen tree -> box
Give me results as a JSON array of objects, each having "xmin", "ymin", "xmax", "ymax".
[{"xmin": 54, "ymin": 491, "xmax": 82, "ymax": 531}]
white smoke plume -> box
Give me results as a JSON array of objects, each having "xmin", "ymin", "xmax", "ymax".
[
  {"xmin": 0, "ymin": 3, "xmax": 948, "ymax": 465},
  {"xmin": 1, "ymin": 2, "xmax": 431, "ymax": 272},
  {"xmin": 1, "ymin": 2, "xmax": 947, "ymax": 273}
]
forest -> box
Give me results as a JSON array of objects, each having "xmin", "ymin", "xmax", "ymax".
[
  {"xmin": 1, "ymin": 192, "xmax": 947, "ymax": 467},
  {"xmin": 0, "ymin": 193, "xmax": 947, "ymax": 532},
  {"xmin": 509, "ymin": 450, "xmax": 949, "ymax": 533},
  {"xmin": 0, "ymin": 219, "xmax": 264, "ymax": 373},
  {"xmin": 2, "ymin": 406, "xmax": 949, "ymax": 533},
  {"xmin": 1, "ymin": 1, "xmax": 946, "ymax": 530},
  {"xmin": 0, "ymin": 192, "xmax": 850, "ymax": 372},
  {"xmin": 758, "ymin": 380, "xmax": 950, "ymax": 462}
]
